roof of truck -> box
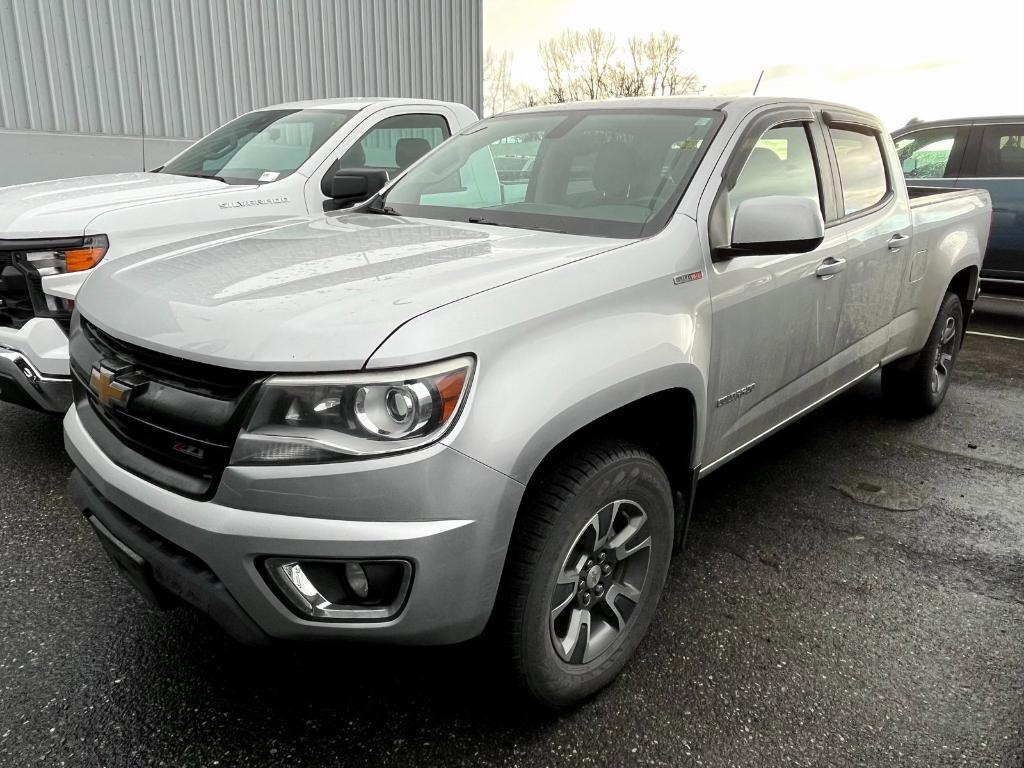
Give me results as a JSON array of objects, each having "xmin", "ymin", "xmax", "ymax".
[
  {"xmin": 893, "ymin": 115, "xmax": 1024, "ymax": 134},
  {"xmin": 505, "ymin": 95, "xmax": 877, "ymax": 119},
  {"xmin": 258, "ymin": 97, "xmax": 462, "ymax": 112}
]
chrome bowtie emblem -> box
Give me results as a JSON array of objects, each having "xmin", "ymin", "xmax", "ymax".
[{"xmin": 89, "ymin": 366, "xmax": 133, "ymax": 407}]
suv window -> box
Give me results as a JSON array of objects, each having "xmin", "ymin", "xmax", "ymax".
[
  {"xmin": 975, "ymin": 124, "xmax": 1024, "ymax": 178},
  {"xmin": 829, "ymin": 127, "xmax": 888, "ymax": 215},
  {"xmin": 340, "ymin": 113, "xmax": 450, "ymax": 174},
  {"xmin": 728, "ymin": 123, "xmax": 822, "ymax": 217},
  {"xmin": 895, "ymin": 127, "xmax": 959, "ymax": 179}
]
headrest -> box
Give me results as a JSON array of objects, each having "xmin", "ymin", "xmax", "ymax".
[
  {"xmin": 592, "ymin": 142, "xmax": 639, "ymax": 197},
  {"xmin": 396, "ymin": 137, "xmax": 432, "ymax": 169},
  {"xmin": 339, "ymin": 143, "xmax": 366, "ymax": 168},
  {"xmin": 745, "ymin": 147, "xmax": 782, "ymax": 173}
]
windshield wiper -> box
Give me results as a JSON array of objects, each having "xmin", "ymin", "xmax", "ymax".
[
  {"xmin": 467, "ymin": 216, "xmax": 565, "ymax": 234},
  {"xmin": 175, "ymin": 172, "xmax": 228, "ymax": 184}
]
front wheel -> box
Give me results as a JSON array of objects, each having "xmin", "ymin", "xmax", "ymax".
[
  {"xmin": 882, "ymin": 291, "xmax": 964, "ymax": 416},
  {"xmin": 496, "ymin": 441, "xmax": 673, "ymax": 709}
]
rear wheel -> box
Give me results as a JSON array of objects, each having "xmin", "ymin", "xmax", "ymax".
[
  {"xmin": 496, "ymin": 441, "xmax": 673, "ymax": 709},
  {"xmin": 882, "ymin": 291, "xmax": 964, "ymax": 416}
]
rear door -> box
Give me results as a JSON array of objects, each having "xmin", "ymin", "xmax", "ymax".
[
  {"xmin": 822, "ymin": 113, "xmax": 912, "ymax": 384},
  {"xmin": 955, "ymin": 122, "xmax": 1024, "ymax": 281},
  {"xmin": 702, "ymin": 108, "xmax": 849, "ymax": 468}
]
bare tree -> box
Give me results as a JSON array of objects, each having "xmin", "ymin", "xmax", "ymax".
[
  {"xmin": 539, "ymin": 29, "xmax": 617, "ymax": 103},
  {"xmin": 499, "ymin": 29, "xmax": 704, "ymax": 112},
  {"xmin": 613, "ymin": 33, "xmax": 702, "ymax": 97},
  {"xmin": 484, "ymin": 48, "xmax": 515, "ymax": 115}
]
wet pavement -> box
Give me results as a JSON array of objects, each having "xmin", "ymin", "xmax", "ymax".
[{"xmin": 1, "ymin": 295, "xmax": 1022, "ymax": 767}]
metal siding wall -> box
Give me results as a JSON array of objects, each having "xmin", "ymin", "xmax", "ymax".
[{"xmin": 0, "ymin": 0, "xmax": 482, "ymax": 140}]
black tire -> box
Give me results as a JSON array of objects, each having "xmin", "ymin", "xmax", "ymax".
[
  {"xmin": 496, "ymin": 440, "xmax": 673, "ymax": 709},
  {"xmin": 881, "ymin": 291, "xmax": 964, "ymax": 416}
]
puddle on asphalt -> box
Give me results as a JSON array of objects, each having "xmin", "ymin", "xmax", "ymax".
[{"xmin": 832, "ymin": 470, "xmax": 926, "ymax": 511}]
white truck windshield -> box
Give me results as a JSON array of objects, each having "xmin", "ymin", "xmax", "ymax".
[
  {"xmin": 382, "ymin": 108, "xmax": 721, "ymax": 237},
  {"xmin": 160, "ymin": 108, "xmax": 357, "ymax": 185}
]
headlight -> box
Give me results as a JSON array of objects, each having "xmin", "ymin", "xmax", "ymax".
[
  {"xmin": 231, "ymin": 356, "xmax": 475, "ymax": 465},
  {"xmin": 21, "ymin": 234, "xmax": 109, "ymax": 275}
]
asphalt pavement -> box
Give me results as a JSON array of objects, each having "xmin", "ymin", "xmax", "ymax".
[{"xmin": 1, "ymin": 295, "xmax": 1022, "ymax": 767}]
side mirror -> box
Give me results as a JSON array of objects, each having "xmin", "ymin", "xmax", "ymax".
[
  {"xmin": 723, "ymin": 196, "xmax": 824, "ymax": 257},
  {"xmin": 327, "ymin": 168, "xmax": 389, "ymax": 206},
  {"xmin": 902, "ymin": 156, "xmax": 918, "ymax": 174}
]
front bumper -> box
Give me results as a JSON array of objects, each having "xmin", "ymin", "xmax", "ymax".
[
  {"xmin": 64, "ymin": 405, "xmax": 525, "ymax": 645},
  {"xmin": 0, "ymin": 344, "xmax": 72, "ymax": 412}
]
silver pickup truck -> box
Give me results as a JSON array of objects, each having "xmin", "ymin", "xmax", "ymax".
[{"xmin": 64, "ymin": 97, "xmax": 991, "ymax": 708}]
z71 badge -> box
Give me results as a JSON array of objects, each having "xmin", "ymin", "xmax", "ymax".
[{"xmin": 716, "ymin": 382, "xmax": 757, "ymax": 407}]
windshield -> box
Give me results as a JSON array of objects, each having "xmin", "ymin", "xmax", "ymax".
[
  {"xmin": 159, "ymin": 108, "xmax": 358, "ymax": 185},
  {"xmin": 381, "ymin": 108, "xmax": 721, "ymax": 237}
]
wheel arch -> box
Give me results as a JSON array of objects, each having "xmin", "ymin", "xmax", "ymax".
[
  {"xmin": 510, "ymin": 383, "xmax": 702, "ymax": 554},
  {"xmin": 947, "ymin": 264, "xmax": 979, "ymax": 334}
]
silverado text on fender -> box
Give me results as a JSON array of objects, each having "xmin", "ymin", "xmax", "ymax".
[
  {"xmin": 0, "ymin": 98, "xmax": 477, "ymax": 413},
  {"xmin": 64, "ymin": 97, "xmax": 991, "ymax": 708}
]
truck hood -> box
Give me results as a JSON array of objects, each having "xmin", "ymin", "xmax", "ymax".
[
  {"xmin": 0, "ymin": 172, "xmax": 240, "ymax": 239},
  {"xmin": 77, "ymin": 213, "xmax": 628, "ymax": 371}
]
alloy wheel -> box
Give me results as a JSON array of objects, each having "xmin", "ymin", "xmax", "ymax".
[
  {"xmin": 549, "ymin": 499, "xmax": 652, "ymax": 664},
  {"xmin": 932, "ymin": 315, "xmax": 958, "ymax": 393}
]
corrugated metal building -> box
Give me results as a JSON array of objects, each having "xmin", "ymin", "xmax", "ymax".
[{"xmin": 0, "ymin": 0, "xmax": 482, "ymax": 185}]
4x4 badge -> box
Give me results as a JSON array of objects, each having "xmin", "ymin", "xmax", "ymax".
[{"xmin": 89, "ymin": 366, "xmax": 133, "ymax": 407}]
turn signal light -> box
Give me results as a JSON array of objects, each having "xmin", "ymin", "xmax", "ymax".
[{"xmin": 65, "ymin": 244, "xmax": 107, "ymax": 272}]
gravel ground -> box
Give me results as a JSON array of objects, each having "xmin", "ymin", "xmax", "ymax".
[{"xmin": 1, "ymin": 296, "xmax": 1022, "ymax": 768}]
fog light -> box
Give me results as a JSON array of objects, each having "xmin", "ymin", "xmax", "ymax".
[
  {"xmin": 265, "ymin": 558, "xmax": 411, "ymax": 622},
  {"xmin": 344, "ymin": 562, "xmax": 370, "ymax": 599}
]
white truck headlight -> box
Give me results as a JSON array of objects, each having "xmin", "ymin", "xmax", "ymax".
[
  {"xmin": 230, "ymin": 356, "xmax": 474, "ymax": 464},
  {"xmin": 22, "ymin": 234, "xmax": 109, "ymax": 275}
]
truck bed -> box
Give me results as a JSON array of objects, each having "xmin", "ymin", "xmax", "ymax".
[{"xmin": 907, "ymin": 185, "xmax": 984, "ymax": 207}]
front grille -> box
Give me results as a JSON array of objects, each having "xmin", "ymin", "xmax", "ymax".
[
  {"xmin": 70, "ymin": 315, "xmax": 267, "ymax": 498},
  {"xmin": 0, "ymin": 238, "xmax": 83, "ymax": 332},
  {"xmin": 0, "ymin": 251, "xmax": 37, "ymax": 329}
]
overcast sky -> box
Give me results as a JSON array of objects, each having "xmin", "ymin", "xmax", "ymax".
[{"xmin": 484, "ymin": 0, "xmax": 1024, "ymax": 129}]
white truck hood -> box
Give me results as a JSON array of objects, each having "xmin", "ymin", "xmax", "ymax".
[
  {"xmin": 77, "ymin": 213, "xmax": 627, "ymax": 371},
  {"xmin": 0, "ymin": 172, "xmax": 236, "ymax": 238}
]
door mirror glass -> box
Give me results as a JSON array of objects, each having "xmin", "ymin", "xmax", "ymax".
[
  {"xmin": 329, "ymin": 168, "xmax": 390, "ymax": 205},
  {"xmin": 902, "ymin": 156, "xmax": 918, "ymax": 174},
  {"xmin": 728, "ymin": 195, "xmax": 824, "ymax": 255}
]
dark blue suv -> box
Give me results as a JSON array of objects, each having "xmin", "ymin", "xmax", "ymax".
[{"xmin": 894, "ymin": 117, "xmax": 1024, "ymax": 289}]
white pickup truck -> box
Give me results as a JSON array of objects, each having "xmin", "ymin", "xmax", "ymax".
[
  {"xmin": 66, "ymin": 97, "xmax": 991, "ymax": 708},
  {"xmin": 0, "ymin": 98, "xmax": 478, "ymax": 412}
]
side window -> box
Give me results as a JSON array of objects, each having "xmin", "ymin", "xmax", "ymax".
[
  {"xmin": 895, "ymin": 127, "xmax": 958, "ymax": 179},
  {"xmin": 728, "ymin": 123, "xmax": 822, "ymax": 217},
  {"xmin": 829, "ymin": 127, "xmax": 888, "ymax": 215},
  {"xmin": 976, "ymin": 124, "xmax": 1024, "ymax": 178},
  {"xmin": 340, "ymin": 113, "xmax": 450, "ymax": 173}
]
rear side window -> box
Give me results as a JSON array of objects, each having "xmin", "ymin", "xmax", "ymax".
[
  {"xmin": 895, "ymin": 127, "xmax": 959, "ymax": 179},
  {"xmin": 829, "ymin": 127, "xmax": 888, "ymax": 215},
  {"xmin": 339, "ymin": 113, "xmax": 450, "ymax": 173},
  {"xmin": 975, "ymin": 124, "xmax": 1024, "ymax": 178}
]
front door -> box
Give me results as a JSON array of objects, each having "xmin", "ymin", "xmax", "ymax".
[
  {"xmin": 703, "ymin": 120, "xmax": 848, "ymax": 468},
  {"xmin": 304, "ymin": 107, "xmax": 454, "ymax": 214}
]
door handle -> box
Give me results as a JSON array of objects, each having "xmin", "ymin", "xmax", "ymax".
[
  {"xmin": 815, "ymin": 257, "xmax": 846, "ymax": 279},
  {"xmin": 887, "ymin": 233, "xmax": 910, "ymax": 251}
]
